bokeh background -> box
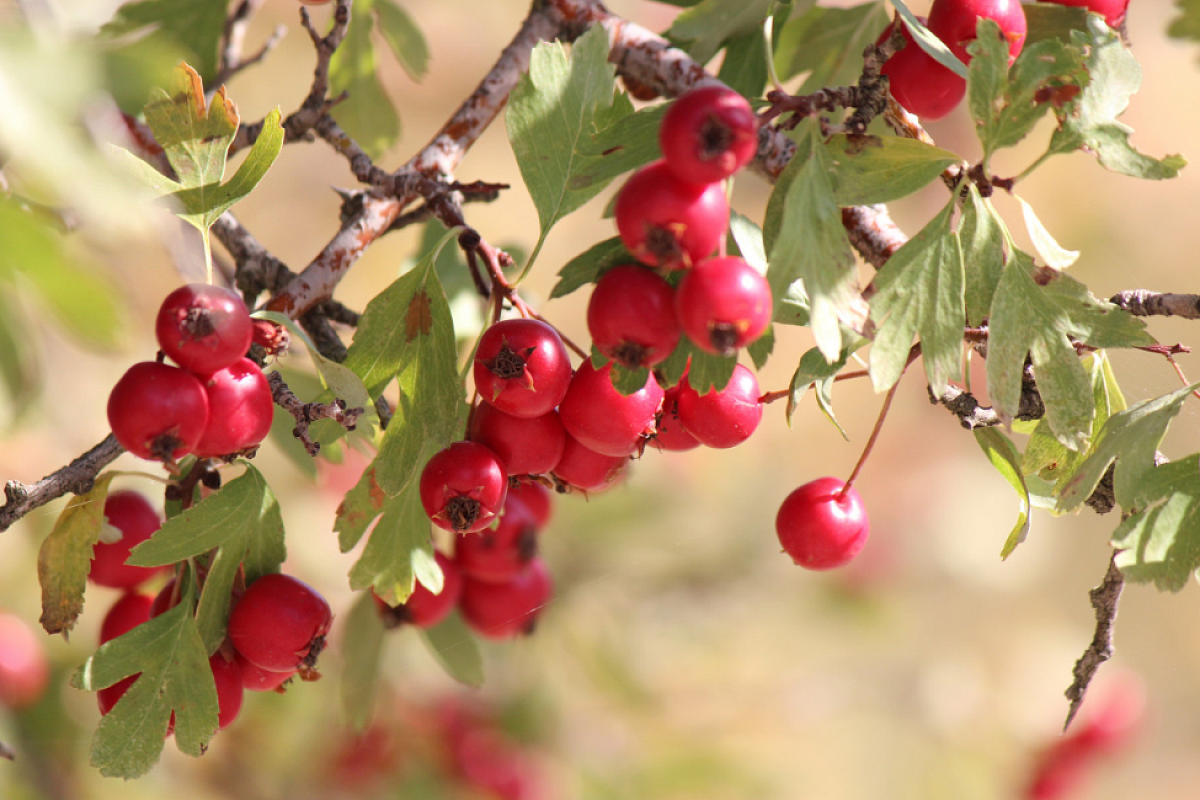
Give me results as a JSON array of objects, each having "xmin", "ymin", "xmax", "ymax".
[{"xmin": 3, "ymin": 0, "xmax": 1200, "ymax": 798}]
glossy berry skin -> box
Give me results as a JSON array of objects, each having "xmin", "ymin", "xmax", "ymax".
[
  {"xmin": 459, "ymin": 558, "xmax": 553, "ymax": 640},
  {"xmin": 0, "ymin": 612, "xmax": 49, "ymax": 710},
  {"xmin": 234, "ymin": 650, "xmax": 294, "ymax": 692},
  {"xmin": 99, "ymin": 592, "xmax": 154, "ymax": 645},
  {"xmin": 651, "ymin": 383, "xmax": 700, "ymax": 452},
  {"xmin": 469, "ymin": 403, "xmax": 566, "ymax": 478},
  {"xmin": 552, "ymin": 434, "xmax": 627, "ymax": 492},
  {"xmin": 675, "ymin": 256, "xmax": 772, "ymax": 356},
  {"xmin": 374, "ymin": 552, "xmax": 463, "ymax": 629},
  {"xmin": 155, "ymin": 284, "xmax": 253, "ymax": 375},
  {"xmin": 1037, "ymin": 0, "xmax": 1127, "ymax": 29},
  {"xmin": 507, "ymin": 481, "xmax": 553, "ymax": 528},
  {"xmin": 192, "ymin": 358, "xmax": 274, "ymax": 459},
  {"xmin": 91, "ymin": 491, "xmax": 165, "ymax": 589},
  {"xmin": 615, "ymin": 160, "xmax": 729, "ymax": 269},
  {"xmin": 675, "ymin": 364, "xmax": 763, "ymax": 449},
  {"xmin": 108, "ymin": 361, "xmax": 210, "ymax": 461},
  {"xmin": 878, "ymin": 17, "xmax": 967, "ymax": 120},
  {"xmin": 209, "ymin": 654, "xmax": 245, "ymax": 730},
  {"xmin": 474, "ymin": 319, "xmax": 572, "ymax": 419},
  {"xmin": 587, "ymin": 264, "xmax": 681, "ymax": 369},
  {"xmin": 456, "ymin": 495, "xmax": 540, "ymax": 584},
  {"xmin": 928, "ymin": 0, "xmax": 1027, "ymax": 66},
  {"xmin": 228, "ymin": 573, "xmax": 333, "ymax": 673},
  {"xmin": 660, "ymin": 85, "xmax": 759, "ymax": 185},
  {"xmin": 420, "ymin": 441, "xmax": 509, "ymax": 533},
  {"xmin": 776, "ymin": 477, "xmax": 869, "ymax": 570},
  {"xmin": 558, "ymin": 360, "xmax": 665, "ymax": 457}
]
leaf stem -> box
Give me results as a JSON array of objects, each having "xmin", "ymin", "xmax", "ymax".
[{"xmin": 839, "ymin": 379, "xmax": 900, "ymax": 497}]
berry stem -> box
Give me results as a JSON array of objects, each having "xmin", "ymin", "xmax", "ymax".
[{"xmin": 839, "ymin": 378, "xmax": 900, "ymax": 498}]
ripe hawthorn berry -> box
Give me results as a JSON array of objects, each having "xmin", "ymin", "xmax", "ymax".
[
  {"xmin": 469, "ymin": 402, "xmax": 566, "ymax": 478},
  {"xmin": 552, "ymin": 434, "xmax": 627, "ymax": 493},
  {"xmin": 675, "ymin": 256, "xmax": 772, "ymax": 356},
  {"xmin": 191, "ymin": 358, "xmax": 275, "ymax": 459},
  {"xmin": 459, "ymin": 557, "xmax": 553, "ymax": 640},
  {"xmin": 91, "ymin": 490, "xmax": 166, "ymax": 589},
  {"xmin": 155, "ymin": 284, "xmax": 253, "ymax": 375},
  {"xmin": 234, "ymin": 650, "xmax": 295, "ymax": 692},
  {"xmin": 473, "ymin": 319, "xmax": 572, "ymax": 419},
  {"xmin": 107, "ymin": 361, "xmax": 210, "ymax": 461},
  {"xmin": 0, "ymin": 611, "xmax": 49, "ymax": 710},
  {"xmin": 928, "ymin": 0, "xmax": 1026, "ymax": 66},
  {"xmin": 208, "ymin": 653, "xmax": 245, "ymax": 730},
  {"xmin": 558, "ymin": 359, "xmax": 665, "ymax": 457},
  {"xmin": 878, "ymin": 16, "xmax": 967, "ymax": 120},
  {"xmin": 228, "ymin": 573, "xmax": 333, "ymax": 673},
  {"xmin": 373, "ymin": 552, "xmax": 463, "ymax": 629},
  {"xmin": 587, "ymin": 264, "xmax": 681, "ymax": 369},
  {"xmin": 1036, "ymin": 0, "xmax": 1127, "ymax": 29},
  {"xmin": 455, "ymin": 495, "xmax": 541, "ymax": 584},
  {"xmin": 675, "ymin": 364, "xmax": 763, "ymax": 449},
  {"xmin": 614, "ymin": 160, "xmax": 729, "ymax": 269},
  {"xmin": 507, "ymin": 480, "xmax": 553, "ymax": 528},
  {"xmin": 651, "ymin": 382, "xmax": 700, "ymax": 452},
  {"xmin": 659, "ymin": 85, "xmax": 759, "ymax": 185},
  {"xmin": 419, "ymin": 441, "xmax": 509, "ymax": 534},
  {"xmin": 775, "ymin": 477, "xmax": 869, "ymax": 570}
]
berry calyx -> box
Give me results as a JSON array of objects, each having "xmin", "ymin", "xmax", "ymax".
[
  {"xmin": 878, "ymin": 16, "xmax": 967, "ymax": 120},
  {"xmin": 659, "ymin": 85, "xmax": 759, "ymax": 184},
  {"xmin": 373, "ymin": 552, "xmax": 463, "ymax": 629},
  {"xmin": 155, "ymin": 284, "xmax": 253, "ymax": 374},
  {"xmin": 775, "ymin": 477, "xmax": 870, "ymax": 570},
  {"xmin": 469, "ymin": 402, "xmax": 566, "ymax": 478},
  {"xmin": 227, "ymin": 573, "xmax": 333, "ymax": 673},
  {"xmin": 614, "ymin": 160, "xmax": 729, "ymax": 269},
  {"xmin": 557, "ymin": 360, "xmax": 665, "ymax": 457},
  {"xmin": 0, "ymin": 611, "xmax": 49, "ymax": 710},
  {"xmin": 674, "ymin": 256, "xmax": 772, "ymax": 355},
  {"xmin": 458, "ymin": 557, "xmax": 554, "ymax": 640},
  {"xmin": 107, "ymin": 362, "xmax": 210, "ymax": 461},
  {"xmin": 191, "ymin": 358, "xmax": 275, "ymax": 459},
  {"xmin": 419, "ymin": 441, "xmax": 509, "ymax": 533},
  {"xmin": 91, "ymin": 491, "xmax": 166, "ymax": 589},
  {"xmin": 928, "ymin": 0, "xmax": 1027, "ymax": 67},
  {"xmin": 586, "ymin": 264, "xmax": 681, "ymax": 369},
  {"xmin": 473, "ymin": 319, "xmax": 572, "ymax": 419},
  {"xmin": 675, "ymin": 364, "xmax": 763, "ymax": 449}
]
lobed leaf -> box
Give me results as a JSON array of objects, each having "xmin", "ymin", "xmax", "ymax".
[
  {"xmin": 1112, "ymin": 456, "xmax": 1200, "ymax": 592},
  {"xmin": 959, "ymin": 186, "xmax": 1005, "ymax": 326},
  {"xmin": 346, "ymin": 481, "xmax": 436, "ymax": 606}
]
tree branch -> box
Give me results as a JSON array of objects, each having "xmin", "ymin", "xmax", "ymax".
[
  {"xmin": 1109, "ymin": 290, "xmax": 1200, "ymax": 320},
  {"xmin": 0, "ymin": 436, "xmax": 123, "ymax": 533},
  {"xmin": 1064, "ymin": 552, "xmax": 1125, "ymax": 731}
]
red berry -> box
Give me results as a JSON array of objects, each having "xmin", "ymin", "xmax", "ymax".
[
  {"xmin": 456, "ymin": 495, "xmax": 540, "ymax": 584},
  {"xmin": 91, "ymin": 491, "xmax": 166, "ymax": 589},
  {"xmin": 209, "ymin": 653, "xmax": 245, "ymax": 730},
  {"xmin": 459, "ymin": 558, "xmax": 553, "ymax": 640},
  {"xmin": 878, "ymin": 16, "xmax": 967, "ymax": 120},
  {"xmin": 614, "ymin": 160, "xmax": 729, "ymax": 269},
  {"xmin": 191, "ymin": 358, "xmax": 275, "ymax": 459},
  {"xmin": 675, "ymin": 364, "xmax": 763, "ymax": 449},
  {"xmin": 227, "ymin": 573, "xmax": 333, "ymax": 673},
  {"xmin": 651, "ymin": 383, "xmax": 700, "ymax": 452},
  {"xmin": 659, "ymin": 85, "xmax": 759, "ymax": 184},
  {"xmin": 776, "ymin": 477, "xmax": 869, "ymax": 570},
  {"xmin": 675, "ymin": 256, "xmax": 772, "ymax": 355},
  {"xmin": 558, "ymin": 360, "xmax": 665, "ymax": 457},
  {"xmin": 1036, "ymin": 0, "xmax": 1127, "ymax": 29},
  {"xmin": 0, "ymin": 612, "xmax": 49, "ymax": 710},
  {"xmin": 551, "ymin": 434, "xmax": 627, "ymax": 493},
  {"xmin": 469, "ymin": 403, "xmax": 566, "ymax": 478},
  {"xmin": 373, "ymin": 552, "xmax": 463, "ymax": 629},
  {"xmin": 149, "ymin": 577, "xmax": 179, "ymax": 619},
  {"xmin": 99, "ymin": 592, "xmax": 153, "ymax": 644},
  {"xmin": 107, "ymin": 361, "xmax": 210, "ymax": 461},
  {"xmin": 928, "ymin": 0, "xmax": 1027, "ymax": 66},
  {"xmin": 155, "ymin": 284, "xmax": 253, "ymax": 374},
  {"xmin": 234, "ymin": 650, "xmax": 295, "ymax": 692},
  {"xmin": 474, "ymin": 319, "xmax": 572, "ymax": 419},
  {"xmin": 419, "ymin": 441, "xmax": 509, "ymax": 534},
  {"xmin": 587, "ymin": 264, "xmax": 682, "ymax": 369},
  {"xmin": 507, "ymin": 481, "xmax": 553, "ymax": 528}
]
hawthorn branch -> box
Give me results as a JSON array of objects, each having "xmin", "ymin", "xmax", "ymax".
[
  {"xmin": 267, "ymin": 371, "xmax": 364, "ymax": 456},
  {"xmin": 217, "ymin": 0, "xmax": 283, "ymax": 86},
  {"xmin": 1064, "ymin": 552, "xmax": 1125, "ymax": 731},
  {"xmin": 0, "ymin": 435, "xmax": 123, "ymax": 533},
  {"xmin": 1109, "ymin": 290, "xmax": 1200, "ymax": 320}
]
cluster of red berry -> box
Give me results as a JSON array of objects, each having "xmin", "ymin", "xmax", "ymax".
[
  {"xmin": 107, "ymin": 284, "xmax": 274, "ymax": 463},
  {"xmin": 94, "ymin": 491, "xmax": 332, "ymax": 731}
]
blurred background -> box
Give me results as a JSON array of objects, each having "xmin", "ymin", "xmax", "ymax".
[{"xmin": 3, "ymin": 0, "xmax": 1200, "ymax": 798}]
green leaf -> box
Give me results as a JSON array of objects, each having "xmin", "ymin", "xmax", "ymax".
[
  {"xmin": 606, "ymin": 358, "xmax": 652, "ymax": 398},
  {"xmin": 766, "ymin": 121, "xmax": 866, "ymax": 361},
  {"xmin": 420, "ymin": 611, "xmax": 485, "ymax": 687},
  {"xmin": 1056, "ymin": 383, "xmax": 1199, "ymax": 514},
  {"xmin": 347, "ymin": 482, "xmax": 434, "ymax": 605},
  {"xmin": 330, "ymin": 0, "xmax": 401, "ymax": 159},
  {"xmin": 668, "ymin": 0, "xmax": 774, "ymax": 64},
  {"xmin": 685, "ymin": 347, "xmax": 738, "ymax": 395},
  {"xmin": 72, "ymin": 598, "xmax": 217, "ymax": 778},
  {"xmin": 959, "ymin": 186, "xmax": 1005, "ymax": 326},
  {"xmin": 774, "ymin": 1, "xmax": 891, "ymax": 91},
  {"xmin": 890, "ymin": 0, "xmax": 968, "ymax": 77},
  {"xmin": 506, "ymin": 25, "xmax": 623, "ymax": 249},
  {"xmin": 100, "ymin": 0, "xmax": 226, "ymax": 82},
  {"xmin": 335, "ymin": 468, "xmax": 389, "ymax": 553},
  {"xmin": 987, "ymin": 252, "xmax": 1153, "ymax": 450},
  {"xmin": 974, "ymin": 428, "xmax": 1030, "ymax": 559},
  {"xmin": 0, "ymin": 292, "xmax": 38, "ymax": 422},
  {"xmin": 717, "ymin": 30, "xmax": 769, "ymax": 97},
  {"xmin": 574, "ymin": 101, "xmax": 666, "ymax": 189},
  {"xmin": 868, "ymin": 196, "xmax": 964, "ymax": 396},
  {"xmin": 1015, "ymin": 195, "xmax": 1079, "ymax": 270},
  {"xmin": 786, "ymin": 343, "xmax": 861, "ymax": 435},
  {"xmin": 1112, "ymin": 456, "xmax": 1200, "ymax": 592},
  {"xmin": 128, "ymin": 466, "xmax": 286, "ymax": 652},
  {"xmin": 1024, "ymin": 3, "xmax": 1092, "ymax": 45},
  {"xmin": 340, "ymin": 591, "xmax": 387, "ymax": 731},
  {"xmin": 375, "ymin": 0, "xmax": 430, "ymax": 80},
  {"xmin": 1169, "ymin": 0, "xmax": 1200, "ymax": 49},
  {"xmin": 826, "ymin": 134, "xmax": 961, "ymax": 207},
  {"xmin": 37, "ymin": 474, "xmax": 116, "ymax": 635},
  {"xmin": 1046, "ymin": 18, "xmax": 1185, "ymax": 179},
  {"xmin": 728, "ymin": 211, "xmax": 768, "ymax": 274},
  {"xmin": 550, "ymin": 238, "xmax": 635, "ymax": 300}
]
